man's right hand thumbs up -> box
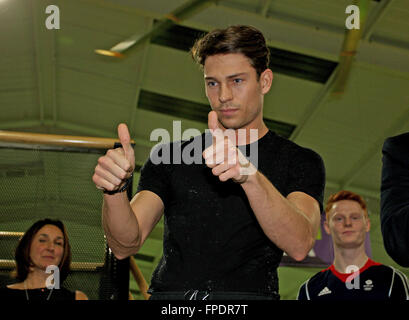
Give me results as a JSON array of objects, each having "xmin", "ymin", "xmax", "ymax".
[
  {"xmin": 92, "ymin": 123, "xmax": 135, "ymax": 194},
  {"xmin": 118, "ymin": 123, "xmax": 135, "ymax": 172}
]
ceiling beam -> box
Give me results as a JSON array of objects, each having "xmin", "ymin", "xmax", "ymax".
[
  {"xmin": 289, "ymin": 65, "xmax": 340, "ymax": 142},
  {"xmin": 30, "ymin": 0, "xmax": 45, "ymax": 125},
  {"xmin": 90, "ymin": 0, "xmax": 409, "ymax": 74},
  {"xmin": 129, "ymin": 19, "xmax": 153, "ymax": 132},
  {"xmin": 339, "ymin": 107, "xmax": 409, "ymax": 190},
  {"xmin": 331, "ymin": 0, "xmax": 370, "ymax": 95},
  {"xmin": 95, "ymin": 0, "xmax": 221, "ymax": 57},
  {"xmin": 30, "ymin": 0, "xmax": 58, "ymax": 126},
  {"xmin": 189, "ymin": 3, "xmax": 409, "ymax": 74},
  {"xmin": 260, "ymin": 0, "xmax": 273, "ymax": 17},
  {"xmin": 326, "ymin": 180, "xmax": 380, "ymax": 200},
  {"xmin": 362, "ymin": 0, "xmax": 395, "ymax": 41}
]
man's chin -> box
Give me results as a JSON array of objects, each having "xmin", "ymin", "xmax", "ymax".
[
  {"xmin": 219, "ymin": 118, "xmax": 244, "ymax": 130},
  {"xmin": 337, "ymin": 241, "xmax": 365, "ymax": 249}
]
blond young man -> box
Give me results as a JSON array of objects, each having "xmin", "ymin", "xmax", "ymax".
[{"xmin": 298, "ymin": 190, "xmax": 408, "ymax": 300}]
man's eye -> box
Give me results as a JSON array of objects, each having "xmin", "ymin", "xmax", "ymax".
[
  {"xmin": 207, "ymin": 81, "xmax": 217, "ymax": 87},
  {"xmin": 55, "ymin": 242, "xmax": 63, "ymax": 246},
  {"xmin": 233, "ymin": 78, "xmax": 243, "ymax": 84}
]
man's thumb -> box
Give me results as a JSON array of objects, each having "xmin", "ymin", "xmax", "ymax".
[
  {"xmin": 208, "ymin": 111, "xmax": 220, "ymax": 133},
  {"xmin": 117, "ymin": 123, "xmax": 133, "ymax": 159}
]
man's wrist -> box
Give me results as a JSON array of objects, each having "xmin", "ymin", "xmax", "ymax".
[
  {"xmin": 237, "ymin": 166, "xmax": 258, "ymax": 186},
  {"xmin": 103, "ymin": 173, "xmax": 133, "ymax": 195}
]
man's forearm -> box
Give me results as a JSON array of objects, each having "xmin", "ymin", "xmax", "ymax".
[
  {"xmin": 241, "ymin": 171, "xmax": 316, "ymax": 261},
  {"xmin": 102, "ymin": 192, "xmax": 141, "ymax": 259}
]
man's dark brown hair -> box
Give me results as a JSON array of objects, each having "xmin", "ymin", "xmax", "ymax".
[
  {"xmin": 14, "ymin": 218, "xmax": 72, "ymax": 283},
  {"xmin": 191, "ymin": 25, "xmax": 270, "ymax": 78}
]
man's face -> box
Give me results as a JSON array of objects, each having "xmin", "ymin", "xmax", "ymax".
[
  {"xmin": 203, "ymin": 53, "xmax": 272, "ymax": 130},
  {"xmin": 324, "ymin": 200, "xmax": 370, "ymax": 249}
]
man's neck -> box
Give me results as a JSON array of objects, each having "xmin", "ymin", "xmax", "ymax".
[
  {"xmin": 235, "ymin": 121, "xmax": 269, "ymax": 146},
  {"xmin": 332, "ymin": 246, "xmax": 369, "ymax": 274}
]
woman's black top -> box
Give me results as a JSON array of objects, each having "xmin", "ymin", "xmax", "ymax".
[{"xmin": 0, "ymin": 286, "xmax": 76, "ymax": 301}]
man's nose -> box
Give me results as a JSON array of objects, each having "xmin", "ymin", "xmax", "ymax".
[{"xmin": 219, "ymin": 83, "xmax": 233, "ymax": 103}]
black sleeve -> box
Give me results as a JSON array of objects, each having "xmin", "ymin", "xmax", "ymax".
[
  {"xmin": 380, "ymin": 134, "xmax": 409, "ymax": 267},
  {"xmin": 390, "ymin": 268, "xmax": 409, "ymax": 300},
  {"xmin": 136, "ymin": 143, "xmax": 172, "ymax": 207},
  {"xmin": 287, "ymin": 147, "xmax": 326, "ymax": 214}
]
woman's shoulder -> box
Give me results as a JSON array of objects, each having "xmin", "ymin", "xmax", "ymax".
[
  {"xmin": 0, "ymin": 282, "xmax": 25, "ymax": 292},
  {"xmin": 5, "ymin": 282, "xmax": 24, "ymax": 290},
  {"xmin": 0, "ymin": 284, "xmax": 25, "ymax": 299},
  {"xmin": 1, "ymin": 283, "xmax": 87, "ymax": 300},
  {"xmin": 0, "ymin": 286, "xmax": 11, "ymax": 292},
  {"xmin": 75, "ymin": 290, "xmax": 88, "ymax": 300}
]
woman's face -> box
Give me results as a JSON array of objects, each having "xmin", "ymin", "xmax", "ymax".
[{"xmin": 29, "ymin": 224, "xmax": 65, "ymax": 271}]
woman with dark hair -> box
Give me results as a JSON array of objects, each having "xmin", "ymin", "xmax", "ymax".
[{"xmin": 0, "ymin": 218, "xmax": 88, "ymax": 300}]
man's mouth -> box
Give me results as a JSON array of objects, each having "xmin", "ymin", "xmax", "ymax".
[{"xmin": 219, "ymin": 108, "xmax": 238, "ymax": 115}]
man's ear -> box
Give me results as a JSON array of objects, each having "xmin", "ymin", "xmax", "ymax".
[
  {"xmin": 365, "ymin": 216, "xmax": 371, "ymax": 233},
  {"xmin": 259, "ymin": 68, "xmax": 273, "ymax": 95},
  {"xmin": 324, "ymin": 219, "xmax": 331, "ymax": 235}
]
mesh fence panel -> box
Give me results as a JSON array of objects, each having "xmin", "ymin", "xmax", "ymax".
[{"xmin": 0, "ymin": 144, "xmax": 124, "ymax": 300}]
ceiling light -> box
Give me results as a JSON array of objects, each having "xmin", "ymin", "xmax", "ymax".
[{"xmin": 94, "ymin": 49, "xmax": 124, "ymax": 58}]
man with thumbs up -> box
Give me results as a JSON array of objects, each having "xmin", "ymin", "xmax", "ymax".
[{"xmin": 93, "ymin": 25, "xmax": 325, "ymax": 300}]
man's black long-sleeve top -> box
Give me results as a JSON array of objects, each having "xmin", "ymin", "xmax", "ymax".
[{"xmin": 381, "ymin": 132, "xmax": 409, "ymax": 267}]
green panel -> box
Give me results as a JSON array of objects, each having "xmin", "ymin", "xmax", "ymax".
[
  {"xmin": 138, "ymin": 89, "xmax": 296, "ymax": 138},
  {"xmin": 150, "ymin": 23, "xmax": 338, "ymax": 83}
]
